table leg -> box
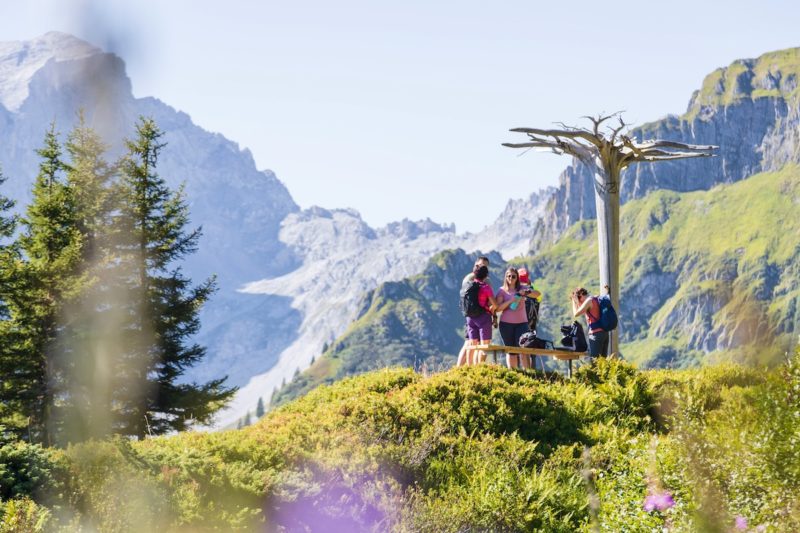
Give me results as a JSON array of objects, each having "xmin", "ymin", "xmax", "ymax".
[{"xmin": 568, "ymin": 359, "xmax": 573, "ymax": 379}]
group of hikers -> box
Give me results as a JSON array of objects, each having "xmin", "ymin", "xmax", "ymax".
[{"xmin": 456, "ymin": 255, "xmax": 612, "ymax": 370}]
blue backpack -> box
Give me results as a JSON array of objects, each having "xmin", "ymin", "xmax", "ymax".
[{"xmin": 589, "ymin": 294, "xmax": 618, "ymax": 332}]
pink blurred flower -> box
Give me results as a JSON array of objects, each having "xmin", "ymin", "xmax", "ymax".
[
  {"xmin": 734, "ymin": 515, "xmax": 748, "ymax": 530},
  {"xmin": 643, "ymin": 490, "xmax": 675, "ymax": 512}
]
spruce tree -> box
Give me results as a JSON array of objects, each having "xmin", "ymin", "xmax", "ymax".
[
  {"xmin": 111, "ymin": 117, "xmax": 234, "ymax": 437},
  {"xmin": 57, "ymin": 116, "xmax": 117, "ymax": 442},
  {"xmin": 0, "ymin": 166, "xmax": 17, "ymax": 319},
  {"xmin": 0, "ymin": 166, "xmax": 22, "ymax": 437},
  {"xmin": 255, "ymin": 397, "xmax": 264, "ymax": 419},
  {"xmin": 2, "ymin": 126, "xmax": 85, "ymax": 444},
  {"xmin": 65, "ymin": 112, "xmax": 114, "ymax": 263}
]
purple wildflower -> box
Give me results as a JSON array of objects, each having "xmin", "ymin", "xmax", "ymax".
[
  {"xmin": 643, "ymin": 490, "xmax": 675, "ymax": 512},
  {"xmin": 734, "ymin": 515, "xmax": 748, "ymax": 530},
  {"xmin": 755, "ymin": 525, "xmax": 766, "ymax": 532}
]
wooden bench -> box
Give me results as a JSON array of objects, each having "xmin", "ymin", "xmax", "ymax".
[{"xmin": 472, "ymin": 344, "xmax": 586, "ymax": 378}]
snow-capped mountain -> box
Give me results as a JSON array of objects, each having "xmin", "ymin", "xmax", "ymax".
[{"xmin": 0, "ymin": 33, "xmax": 553, "ymax": 428}]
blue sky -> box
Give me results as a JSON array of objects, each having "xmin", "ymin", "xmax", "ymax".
[{"xmin": 1, "ymin": 1, "xmax": 798, "ymax": 232}]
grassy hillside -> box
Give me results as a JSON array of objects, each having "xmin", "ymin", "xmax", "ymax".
[{"xmin": 3, "ymin": 355, "xmax": 800, "ymax": 531}]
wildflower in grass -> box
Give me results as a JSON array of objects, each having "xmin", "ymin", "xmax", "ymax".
[
  {"xmin": 734, "ymin": 515, "xmax": 748, "ymax": 530},
  {"xmin": 643, "ymin": 490, "xmax": 675, "ymax": 512}
]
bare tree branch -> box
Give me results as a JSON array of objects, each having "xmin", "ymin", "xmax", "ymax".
[
  {"xmin": 609, "ymin": 116, "xmax": 627, "ymax": 144},
  {"xmin": 633, "ymin": 140, "xmax": 718, "ymax": 152},
  {"xmin": 509, "ymin": 127, "xmax": 602, "ymax": 148},
  {"xmin": 639, "ymin": 152, "xmax": 715, "ymax": 161}
]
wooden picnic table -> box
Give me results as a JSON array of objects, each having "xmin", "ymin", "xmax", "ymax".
[{"xmin": 473, "ymin": 344, "xmax": 586, "ymax": 378}]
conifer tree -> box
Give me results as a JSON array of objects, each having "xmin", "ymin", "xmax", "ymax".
[
  {"xmin": 57, "ymin": 116, "xmax": 117, "ymax": 442},
  {"xmin": 0, "ymin": 166, "xmax": 17, "ymax": 319},
  {"xmin": 242, "ymin": 411, "xmax": 251, "ymax": 427},
  {"xmin": 0, "ymin": 166, "xmax": 22, "ymax": 436},
  {"xmin": 110, "ymin": 117, "xmax": 234, "ymax": 437},
  {"xmin": 66, "ymin": 112, "xmax": 114, "ymax": 263},
  {"xmin": 2, "ymin": 126, "xmax": 85, "ymax": 444},
  {"xmin": 255, "ymin": 397, "xmax": 264, "ymax": 419}
]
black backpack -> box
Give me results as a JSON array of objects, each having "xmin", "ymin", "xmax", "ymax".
[
  {"xmin": 518, "ymin": 332, "xmax": 553, "ymax": 350},
  {"xmin": 560, "ymin": 321, "xmax": 588, "ymax": 352},
  {"xmin": 459, "ymin": 280, "xmax": 485, "ymax": 318}
]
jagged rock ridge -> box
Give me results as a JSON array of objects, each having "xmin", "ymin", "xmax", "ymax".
[{"xmin": 537, "ymin": 47, "xmax": 800, "ymax": 249}]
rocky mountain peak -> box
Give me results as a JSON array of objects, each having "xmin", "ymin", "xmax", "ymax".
[
  {"xmin": 686, "ymin": 47, "xmax": 800, "ymax": 117},
  {"xmin": 0, "ymin": 32, "xmax": 101, "ymax": 112},
  {"xmin": 378, "ymin": 218, "xmax": 456, "ymax": 240}
]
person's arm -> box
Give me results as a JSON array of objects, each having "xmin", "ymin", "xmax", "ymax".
[
  {"xmin": 521, "ymin": 288, "xmax": 541, "ymax": 300},
  {"xmin": 487, "ymin": 294, "xmax": 498, "ymax": 312},
  {"xmin": 572, "ymin": 295, "xmax": 592, "ymax": 318},
  {"xmin": 495, "ymin": 290, "xmax": 515, "ymax": 312}
]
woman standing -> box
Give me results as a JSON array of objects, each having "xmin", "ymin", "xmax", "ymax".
[
  {"xmin": 570, "ymin": 286, "xmax": 610, "ymax": 358},
  {"xmin": 495, "ymin": 267, "xmax": 540, "ymax": 369}
]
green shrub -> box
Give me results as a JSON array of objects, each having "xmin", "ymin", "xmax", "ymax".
[
  {"xmin": 5, "ymin": 357, "xmax": 798, "ymax": 531},
  {"xmin": 0, "ymin": 498, "xmax": 51, "ymax": 533},
  {"xmin": 0, "ymin": 442, "xmax": 67, "ymax": 502}
]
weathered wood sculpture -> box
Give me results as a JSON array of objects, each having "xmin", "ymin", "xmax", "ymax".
[{"xmin": 504, "ymin": 114, "xmax": 717, "ymax": 353}]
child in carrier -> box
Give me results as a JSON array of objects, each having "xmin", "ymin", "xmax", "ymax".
[{"xmin": 518, "ymin": 268, "xmax": 542, "ymax": 367}]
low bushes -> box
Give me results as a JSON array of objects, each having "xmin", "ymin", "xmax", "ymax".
[{"xmin": 3, "ymin": 354, "xmax": 799, "ymax": 531}]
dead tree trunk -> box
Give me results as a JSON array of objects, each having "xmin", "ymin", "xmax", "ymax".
[
  {"xmin": 594, "ymin": 165, "xmax": 621, "ymax": 352},
  {"xmin": 504, "ymin": 114, "xmax": 716, "ymax": 356}
]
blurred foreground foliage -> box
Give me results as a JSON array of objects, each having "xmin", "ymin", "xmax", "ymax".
[{"xmin": 2, "ymin": 351, "xmax": 799, "ymax": 532}]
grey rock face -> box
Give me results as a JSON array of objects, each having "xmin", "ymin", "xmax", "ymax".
[{"xmin": 535, "ymin": 56, "xmax": 800, "ymax": 249}]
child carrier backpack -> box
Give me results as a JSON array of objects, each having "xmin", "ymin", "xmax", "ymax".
[
  {"xmin": 560, "ymin": 321, "xmax": 588, "ymax": 352},
  {"xmin": 524, "ymin": 297, "xmax": 540, "ymax": 332},
  {"xmin": 589, "ymin": 294, "xmax": 618, "ymax": 332},
  {"xmin": 459, "ymin": 280, "xmax": 485, "ymax": 318}
]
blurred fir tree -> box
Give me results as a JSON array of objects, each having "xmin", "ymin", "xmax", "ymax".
[{"xmin": 256, "ymin": 397, "xmax": 265, "ymax": 418}]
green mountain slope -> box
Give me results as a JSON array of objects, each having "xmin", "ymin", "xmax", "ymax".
[
  {"xmin": 529, "ymin": 164, "xmax": 800, "ymax": 368},
  {"xmin": 279, "ymin": 165, "xmax": 799, "ymax": 403}
]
